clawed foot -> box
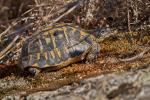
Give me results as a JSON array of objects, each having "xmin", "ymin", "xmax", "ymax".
[{"xmin": 28, "ymin": 67, "xmax": 40, "ymax": 76}]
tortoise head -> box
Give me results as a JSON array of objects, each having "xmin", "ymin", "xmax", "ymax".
[{"xmin": 92, "ymin": 27, "xmax": 116, "ymax": 42}]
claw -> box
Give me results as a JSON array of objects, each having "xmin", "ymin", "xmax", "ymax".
[{"xmin": 28, "ymin": 67, "xmax": 40, "ymax": 76}]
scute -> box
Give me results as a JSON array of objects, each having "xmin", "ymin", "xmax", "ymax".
[
  {"xmin": 54, "ymin": 30, "xmax": 67, "ymax": 47},
  {"xmin": 66, "ymin": 27, "xmax": 81, "ymax": 45},
  {"xmin": 28, "ymin": 54, "xmax": 37, "ymax": 66},
  {"xmin": 28, "ymin": 39, "xmax": 40, "ymax": 54},
  {"xmin": 20, "ymin": 23, "xmax": 96, "ymax": 70},
  {"xmin": 44, "ymin": 33, "xmax": 54, "ymax": 51},
  {"xmin": 37, "ymin": 54, "xmax": 47, "ymax": 68},
  {"xmin": 59, "ymin": 46, "xmax": 69, "ymax": 61},
  {"xmin": 46, "ymin": 51, "xmax": 55, "ymax": 65}
]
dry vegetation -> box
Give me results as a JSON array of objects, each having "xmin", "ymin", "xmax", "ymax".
[{"xmin": 0, "ymin": 0, "xmax": 150, "ymax": 98}]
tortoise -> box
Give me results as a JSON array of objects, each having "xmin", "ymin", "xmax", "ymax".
[{"xmin": 19, "ymin": 23, "xmax": 114, "ymax": 75}]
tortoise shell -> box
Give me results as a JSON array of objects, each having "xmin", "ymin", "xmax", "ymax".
[{"xmin": 19, "ymin": 23, "xmax": 99, "ymax": 70}]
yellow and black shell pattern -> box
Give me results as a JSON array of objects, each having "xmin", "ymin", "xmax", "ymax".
[{"xmin": 20, "ymin": 23, "xmax": 95, "ymax": 70}]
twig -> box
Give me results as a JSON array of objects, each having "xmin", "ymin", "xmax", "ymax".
[
  {"xmin": 27, "ymin": 0, "xmax": 84, "ymax": 39},
  {"xmin": 4, "ymin": 22, "xmax": 34, "ymax": 39},
  {"xmin": 21, "ymin": 8, "xmax": 34, "ymax": 17},
  {"xmin": 0, "ymin": 36, "xmax": 19, "ymax": 60},
  {"xmin": 18, "ymin": 3, "xmax": 24, "ymax": 16},
  {"xmin": 34, "ymin": 0, "xmax": 40, "ymax": 5},
  {"xmin": 126, "ymin": 0, "xmax": 131, "ymax": 32},
  {"xmin": 45, "ymin": 0, "xmax": 82, "ymax": 20},
  {"xmin": 118, "ymin": 47, "xmax": 150, "ymax": 62},
  {"xmin": 21, "ymin": 4, "xmax": 55, "ymax": 17},
  {"xmin": 0, "ymin": 17, "xmax": 28, "ymax": 41},
  {"xmin": 49, "ymin": 0, "xmax": 82, "ymax": 25},
  {"xmin": 0, "ymin": 26, "xmax": 11, "ymax": 42},
  {"xmin": 0, "ymin": 45, "xmax": 16, "ymax": 63}
]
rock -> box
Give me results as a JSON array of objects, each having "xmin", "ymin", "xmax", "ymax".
[
  {"xmin": 2, "ymin": 65, "xmax": 150, "ymax": 100},
  {"xmin": 0, "ymin": 78, "xmax": 27, "ymax": 90}
]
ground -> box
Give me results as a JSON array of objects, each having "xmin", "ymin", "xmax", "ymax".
[{"xmin": 0, "ymin": 30, "xmax": 150, "ymax": 99}]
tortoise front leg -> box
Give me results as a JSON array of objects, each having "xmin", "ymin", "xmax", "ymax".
[{"xmin": 28, "ymin": 67, "xmax": 41, "ymax": 76}]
